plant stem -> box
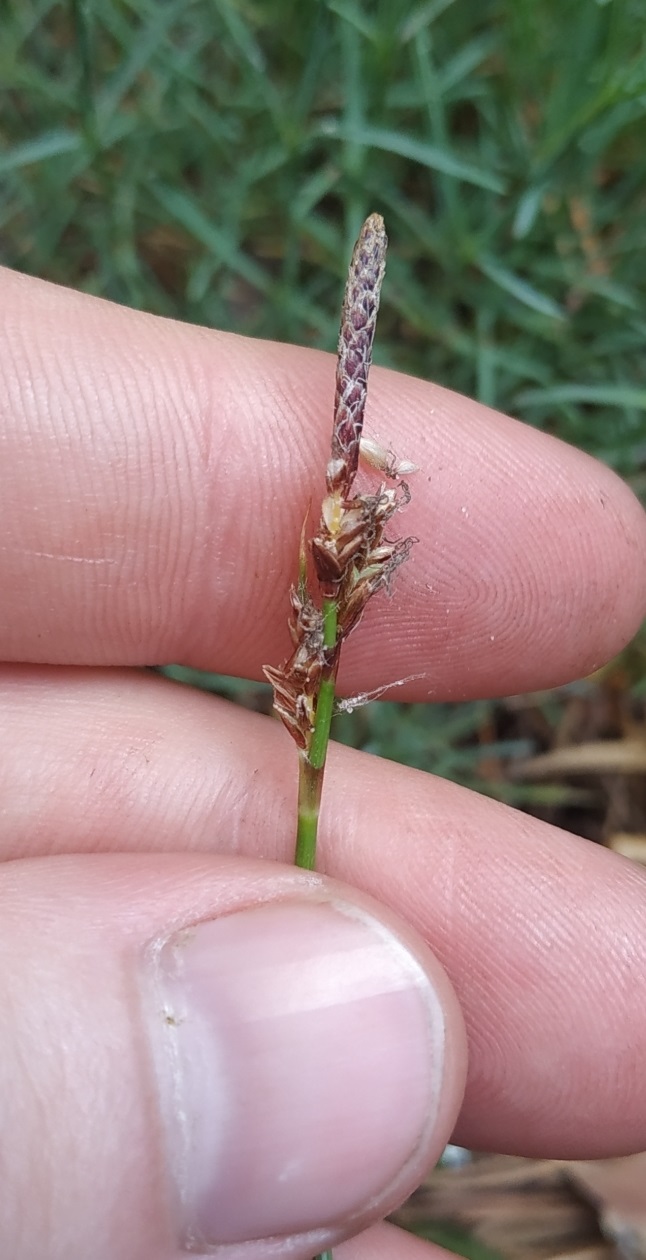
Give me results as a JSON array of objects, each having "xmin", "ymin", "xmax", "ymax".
[
  {"xmin": 294, "ymin": 753, "xmax": 321, "ymax": 870},
  {"xmin": 295, "ymin": 596, "xmax": 338, "ymax": 869},
  {"xmin": 295, "ymin": 596, "xmax": 340, "ymax": 1260},
  {"xmin": 310, "ymin": 597, "xmax": 338, "ymax": 769},
  {"xmin": 266, "ymin": 216, "xmax": 398, "ymax": 1260}
]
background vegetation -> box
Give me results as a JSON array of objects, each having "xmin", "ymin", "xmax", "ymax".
[{"xmin": 3, "ymin": 0, "xmax": 646, "ymax": 826}]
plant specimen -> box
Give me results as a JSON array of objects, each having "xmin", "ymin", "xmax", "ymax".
[{"xmin": 264, "ymin": 213, "xmax": 416, "ymax": 1260}]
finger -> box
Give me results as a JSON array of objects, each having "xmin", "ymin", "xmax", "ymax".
[
  {"xmin": 338, "ymin": 1219, "xmax": 452, "ymax": 1259},
  {"xmin": 1, "ymin": 269, "xmax": 645, "ymax": 698},
  {"xmin": 3, "ymin": 666, "xmax": 646, "ymax": 1159},
  {"xmin": 0, "ymin": 851, "xmax": 465, "ymax": 1260}
]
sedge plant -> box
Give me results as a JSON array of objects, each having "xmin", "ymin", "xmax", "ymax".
[{"xmin": 264, "ymin": 214, "xmax": 416, "ymax": 1260}]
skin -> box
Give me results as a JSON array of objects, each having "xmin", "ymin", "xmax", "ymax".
[{"xmin": 1, "ymin": 267, "xmax": 646, "ymax": 1259}]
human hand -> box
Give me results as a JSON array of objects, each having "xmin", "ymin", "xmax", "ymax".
[{"xmin": 2, "ymin": 268, "xmax": 646, "ymax": 1260}]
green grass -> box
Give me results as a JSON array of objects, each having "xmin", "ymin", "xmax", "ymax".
[
  {"xmin": 3, "ymin": 0, "xmax": 646, "ymax": 471},
  {"xmin": 4, "ymin": 0, "xmax": 646, "ymax": 804}
]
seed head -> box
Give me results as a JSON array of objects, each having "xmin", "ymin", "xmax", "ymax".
[{"xmin": 329, "ymin": 213, "xmax": 387, "ymax": 498}]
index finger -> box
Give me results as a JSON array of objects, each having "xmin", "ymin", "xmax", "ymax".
[{"xmin": 1, "ymin": 267, "xmax": 644, "ymax": 697}]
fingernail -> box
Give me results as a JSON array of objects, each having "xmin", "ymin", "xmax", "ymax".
[{"xmin": 149, "ymin": 899, "xmax": 445, "ymax": 1254}]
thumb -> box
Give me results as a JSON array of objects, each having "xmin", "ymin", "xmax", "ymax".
[{"xmin": 3, "ymin": 851, "xmax": 467, "ymax": 1260}]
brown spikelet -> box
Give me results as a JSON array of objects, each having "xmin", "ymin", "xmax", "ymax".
[{"xmin": 328, "ymin": 213, "xmax": 387, "ymax": 497}]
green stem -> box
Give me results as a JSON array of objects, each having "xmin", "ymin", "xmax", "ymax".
[
  {"xmin": 295, "ymin": 597, "xmax": 338, "ymax": 868},
  {"xmin": 295, "ymin": 598, "xmax": 339, "ymax": 1260},
  {"xmin": 295, "ymin": 752, "xmax": 322, "ymax": 870},
  {"xmin": 310, "ymin": 598, "xmax": 338, "ymax": 767}
]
